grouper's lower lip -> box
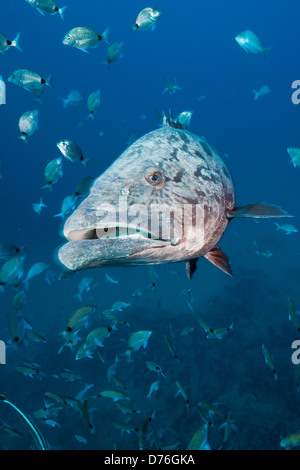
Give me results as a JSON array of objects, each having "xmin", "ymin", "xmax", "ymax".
[{"xmin": 58, "ymin": 236, "xmax": 172, "ymax": 271}]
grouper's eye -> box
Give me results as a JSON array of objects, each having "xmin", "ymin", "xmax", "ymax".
[{"xmin": 145, "ymin": 170, "xmax": 164, "ymax": 186}]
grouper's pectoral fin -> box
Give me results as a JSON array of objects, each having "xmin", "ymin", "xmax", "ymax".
[
  {"xmin": 186, "ymin": 259, "xmax": 198, "ymax": 280},
  {"xmin": 227, "ymin": 203, "xmax": 292, "ymax": 219},
  {"xmin": 204, "ymin": 246, "xmax": 232, "ymax": 277}
]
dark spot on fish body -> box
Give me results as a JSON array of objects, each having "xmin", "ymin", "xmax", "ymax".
[
  {"xmin": 168, "ymin": 148, "xmax": 179, "ymax": 162},
  {"xmin": 21, "ymin": 132, "xmax": 27, "ymax": 136},
  {"xmin": 168, "ymin": 134, "xmax": 179, "ymax": 144},
  {"xmin": 201, "ymin": 141, "xmax": 213, "ymax": 157},
  {"xmin": 194, "ymin": 166, "xmax": 204, "ymax": 178},
  {"xmin": 41, "ymin": 78, "xmax": 46, "ymax": 85},
  {"xmin": 98, "ymin": 35, "xmax": 102, "ymax": 41},
  {"xmin": 178, "ymin": 132, "xmax": 190, "ymax": 145},
  {"xmin": 54, "ymin": 6, "xmax": 58, "ymax": 11},
  {"xmin": 209, "ymin": 173, "xmax": 218, "ymax": 184},
  {"xmin": 195, "ymin": 189, "xmax": 206, "ymax": 199},
  {"xmin": 6, "ymin": 40, "xmax": 12, "ymax": 46},
  {"xmin": 198, "ymin": 170, "xmax": 212, "ymax": 182},
  {"xmin": 173, "ymin": 170, "xmax": 185, "ymax": 183},
  {"xmin": 194, "ymin": 150, "xmax": 206, "ymax": 162},
  {"xmin": 181, "ymin": 143, "xmax": 189, "ymax": 153},
  {"xmin": 222, "ymin": 166, "xmax": 230, "ymax": 179},
  {"xmin": 67, "ymin": 326, "xmax": 72, "ymax": 332},
  {"xmin": 80, "ymin": 155, "xmax": 84, "ymax": 161}
]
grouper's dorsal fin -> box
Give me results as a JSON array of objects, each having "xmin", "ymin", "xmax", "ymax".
[
  {"xmin": 155, "ymin": 109, "xmax": 185, "ymax": 130},
  {"xmin": 227, "ymin": 203, "xmax": 292, "ymax": 219},
  {"xmin": 186, "ymin": 259, "xmax": 198, "ymax": 280},
  {"xmin": 204, "ymin": 246, "xmax": 232, "ymax": 277}
]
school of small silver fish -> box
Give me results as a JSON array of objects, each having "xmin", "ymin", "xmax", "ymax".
[{"xmin": 0, "ymin": 1, "xmax": 299, "ymax": 453}]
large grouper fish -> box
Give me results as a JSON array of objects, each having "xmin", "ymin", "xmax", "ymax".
[{"xmin": 58, "ymin": 118, "xmax": 291, "ymax": 279}]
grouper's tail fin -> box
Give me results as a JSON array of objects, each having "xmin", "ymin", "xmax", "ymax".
[{"xmin": 227, "ymin": 203, "xmax": 292, "ymax": 219}]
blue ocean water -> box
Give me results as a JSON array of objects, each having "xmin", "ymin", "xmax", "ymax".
[{"xmin": 0, "ymin": 0, "xmax": 299, "ymax": 450}]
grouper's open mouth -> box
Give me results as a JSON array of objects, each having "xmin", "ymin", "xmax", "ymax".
[{"xmin": 58, "ymin": 225, "xmax": 173, "ymax": 271}]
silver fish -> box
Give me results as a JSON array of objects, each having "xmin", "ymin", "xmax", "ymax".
[
  {"xmin": 54, "ymin": 194, "xmax": 78, "ymax": 219},
  {"xmin": 235, "ymin": 30, "xmax": 271, "ymax": 57},
  {"xmin": 0, "ymin": 32, "xmax": 22, "ymax": 53},
  {"xmin": 13, "ymin": 290, "xmax": 27, "ymax": 310},
  {"xmin": 162, "ymin": 78, "xmax": 182, "ymax": 95},
  {"xmin": 8, "ymin": 68, "xmax": 53, "ymax": 94},
  {"xmin": 0, "ymin": 244, "xmax": 25, "ymax": 260},
  {"xmin": 176, "ymin": 111, "xmax": 193, "ymax": 129},
  {"xmin": 74, "ymin": 177, "xmax": 94, "ymax": 197},
  {"xmin": 25, "ymin": 0, "xmax": 67, "ymax": 20},
  {"xmin": 287, "ymin": 148, "xmax": 300, "ymax": 168},
  {"xmin": 74, "ymin": 277, "xmax": 93, "ymax": 302},
  {"xmin": 111, "ymin": 301, "xmax": 131, "ymax": 312},
  {"xmin": 17, "ymin": 110, "xmax": 39, "ymax": 143},
  {"xmin": 252, "ymin": 85, "xmax": 271, "ymax": 100},
  {"xmin": 8, "ymin": 311, "xmax": 31, "ymax": 345},
  {"xmin": 132, "ymin": 8, "xmax": 162, "ymax": 31},
  {"xmin": 126, "ymin": 330, "xmax": 152, "ymax": 357},
  {"xmin": 187, "ymin": 424, "xmax": 210, "ymax": 450},
  {"xmin": 58, "ymin": 89, "xmax": 83, "ymax": 108},
  {"xmin": 32, "ymin": 197, "xmax": 47, "ymax": 215},
  {"xmin": 58, "ymin": 119, "xmax": 291, "ymax": 276},
  {"xmin": 42, "ymin": 157, "xmax": 63, "ymax": 191},
  {"xmin": 147, "ymin": 380, "xmax": 160, "ymax": 399},
  {"xmin": 0, "ymin": 255, "xmax": 26, "ymax": 288},
  {"xmin": 102, "ymin": 41, "xmax": 123, "ymax": 67},
  {"xmin": 63, "ymin": 27, "xmax": 110, "ymax": 52},
  {"xmin": 87, "ymin": 90, "xmax": 100, "ymax": 120},
  {"xmin": 23, "ymin": 262, "xmax": 49, "ymax": 288},
  {"xmin": 57, "ymin": 140, "xmax": 89, "ymax": 167}
]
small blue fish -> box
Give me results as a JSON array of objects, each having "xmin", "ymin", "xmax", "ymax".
[
  {"xmin": 235, "ymin": 30, "xmax": 271, "ymax": 57},
  {"xmin": 32, "ymin": 197, "xmax": 47, "ymax": 215}
]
